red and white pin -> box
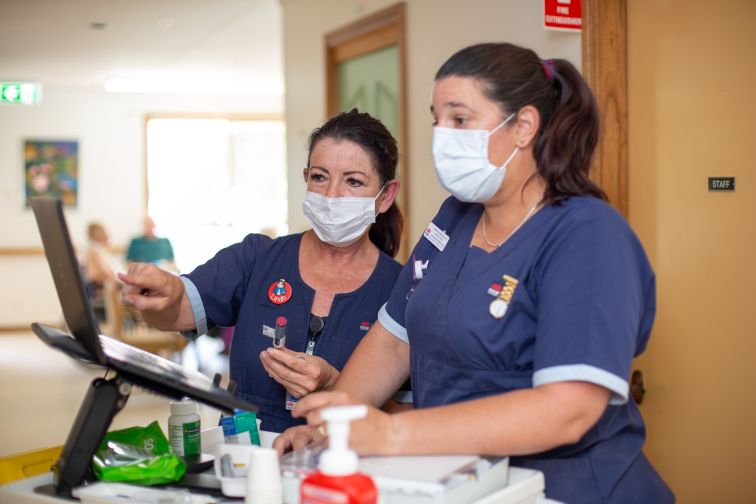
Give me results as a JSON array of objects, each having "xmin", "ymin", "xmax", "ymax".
[{"xmin": 268, "ymin": 278, "xmax": 292, "ymax": 305}]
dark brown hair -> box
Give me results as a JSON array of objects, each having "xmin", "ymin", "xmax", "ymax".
[
  {"xmin": 435, "ymin": 42, "xmax": 607, "ymax": 204},
  {"xmin": 307, "ymin": 109, "xmax": 403, "ymax": 257}
]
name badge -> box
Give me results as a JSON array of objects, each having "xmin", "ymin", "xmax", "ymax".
[{"xmin": 423, "ymin": 222, "xmax": 449, "ymax": 251}]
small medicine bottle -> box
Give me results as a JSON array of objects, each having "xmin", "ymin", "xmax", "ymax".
[{"xmin": 168, "ymin": 398, "xmax": 201, "ymax": 457}]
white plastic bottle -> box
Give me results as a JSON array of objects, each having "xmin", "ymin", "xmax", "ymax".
[{"xmin": 168, "ymin": 398, "xmax": 201, "ymax": 457}]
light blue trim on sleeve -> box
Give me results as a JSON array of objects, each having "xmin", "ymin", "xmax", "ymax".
[
  {"xmin": 392, "ymin": 390, "xmax": 413, "ymax": 403},
  {"xmin": 378, "ymin": 303, "xmax": 409, "ymax": 344},
  {"xmin": 533, "ymin": 364, "xmax": 629, "ymax": 405},
  {"xmin": 180, "ymin": 276, "xmax": 207, "ymax": 339}
]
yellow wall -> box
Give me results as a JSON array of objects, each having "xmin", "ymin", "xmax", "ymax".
[{"xmin": 628, "ymin": 1, "xmax": 756, "ymax": 501}]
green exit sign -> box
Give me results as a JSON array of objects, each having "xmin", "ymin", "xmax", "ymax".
[{"xmin": 1, "ymin": 82, "xmax": 42, "ymax": 105}]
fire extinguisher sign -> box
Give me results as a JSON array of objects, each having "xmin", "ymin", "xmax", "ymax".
[{"xmin": 544, "ymin": 0, "xmax": 582, "ymax": 32}]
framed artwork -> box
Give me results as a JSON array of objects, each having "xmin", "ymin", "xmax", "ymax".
[{"xmin": 24, "ymin": 139, "xmax": 79, "ymax": 207}]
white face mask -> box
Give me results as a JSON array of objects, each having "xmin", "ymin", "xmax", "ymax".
[
  {"xmin": 432, "ymin": 113, "xmax": 519, "ymax": 203},
  {"xmin": 302, "ymin": 187, "xmax": 384, "ymax": 247}
]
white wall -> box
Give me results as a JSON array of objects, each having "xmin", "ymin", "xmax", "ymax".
[
  {"xmin": 0, "ymin": 90, "xmax": 281, "ymax": 326},
  {"xmin": 281, "ymin": 0, "xmax": 581, "ymax": 241}
]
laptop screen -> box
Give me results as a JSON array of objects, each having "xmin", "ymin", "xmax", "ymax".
[
  {"xmin": 31, "ymin": 198, "xmax": 107, "ymax": 364},
  {"xmin": 30, "ymin": 197, "xmax": 256, "ymax": 414}
]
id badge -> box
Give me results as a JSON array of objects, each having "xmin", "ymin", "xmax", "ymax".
[{"xmin": 423, "ymin": 221, "xmax": 449, "ymax": 251}]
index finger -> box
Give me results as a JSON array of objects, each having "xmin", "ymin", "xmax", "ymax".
[
  {"xmin": 118, "ymin": 265, "xmax": 167, "ymax": 290},
  {"xmin": 266, "ymin": 348, "xmax": 315, "ymax": 373},
  {"xmin": 291, "ymin": 391, "xmax": 352, "ymax": 420},
  {"xmin": 272, "ymin": 432, "xmax": 293, "ymax": 456}
]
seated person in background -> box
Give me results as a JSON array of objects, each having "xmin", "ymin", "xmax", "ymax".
[
  {"xmin": 82, "ymin": 222, "xmax": 125, "ymax": 322},
  {"xmin": 126, "ymin": 216, "xmax": 175, "ymax": 268},
  {"xmin": 119, "ymin": 110, "xmax": 406, "ymax": 433},
  {"xmin": 83, "ymin": 222, "xmax": 125, "ymax": 289}
]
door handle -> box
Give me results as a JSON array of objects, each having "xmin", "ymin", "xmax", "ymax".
[{"xmin": 631, "ymin": 369, "xmax": 646, "ymax": 404}]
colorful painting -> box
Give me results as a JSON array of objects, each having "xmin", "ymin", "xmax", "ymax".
[{"xmin": 24, "ymin": 140, "xmax": 79, "ymax": 207}]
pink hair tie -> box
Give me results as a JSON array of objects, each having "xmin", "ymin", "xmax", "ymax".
[{"xmin": 542, "ymin": 59, "xmax": 555, "ymax": 82}]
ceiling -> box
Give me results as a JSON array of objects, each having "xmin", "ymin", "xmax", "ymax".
[{"xmin": 0, "ymin": 0, "xmax": 283, "ymax": 96}]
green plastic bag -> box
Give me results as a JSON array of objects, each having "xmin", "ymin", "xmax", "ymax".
[{"xmin": 92, "ymin": 421, "xmax": 186, "ymax": 485}]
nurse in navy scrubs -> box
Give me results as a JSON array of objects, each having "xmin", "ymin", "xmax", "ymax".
[
  {"xmin": 120, "ymin": 110, "xmax": 404, "ymax": 433},
  {"xmin": 276, "ymin": 43, "xmax": 674, "ymax": 503}
]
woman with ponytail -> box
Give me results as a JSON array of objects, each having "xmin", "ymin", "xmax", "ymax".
[
  {"xmin": 120, "ymin": 110, "xmax": 405, "ymax": 433},
  {"xmin": 277, "ymin": 44, "xmax": 674, "ymax": 503}
]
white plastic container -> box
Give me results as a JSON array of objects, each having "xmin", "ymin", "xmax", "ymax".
[
  {"xmin": 213, "ymin": 443, "xmax": 260, "ymax": 497},
  {"xmin": 246, "ymin": 448, "xmax": 282, "ymax": 504},
  {"xmin": 168, "ymin": 399, "xmax": 201, "ymax": 457}
]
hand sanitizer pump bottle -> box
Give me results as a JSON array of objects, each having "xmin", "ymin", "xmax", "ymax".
[{"xmin": 300, "ymin": 405, "xmax": 378, "ymax": 504}]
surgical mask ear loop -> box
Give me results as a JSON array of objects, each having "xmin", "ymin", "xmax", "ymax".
[
  {"xmin": 373, "ymin": 182, "xmax": 389, "ymax": 217},
  {"xmin": 498, "ymin": 146, "xmax": 520, "ymax": 170},
  {"xmin": 487, "ymin": 113, "xmax": 519, "ymax": 170},
  {"xmin": 487, "ymin": 112, "xmax": 516, "ymax": 137}
]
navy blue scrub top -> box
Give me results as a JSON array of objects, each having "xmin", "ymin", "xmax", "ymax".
[
  {"xmin": 379, "ymin": 196, "xmax": 674, "ymax": 503},
  {"xmin": 185, "ymin": 232, "xmax": 401, "ymax": 433}
]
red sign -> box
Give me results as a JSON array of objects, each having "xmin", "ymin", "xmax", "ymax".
[{"xmin": 544, "ymin": 0, "xmax": 582, "ymax": 31}]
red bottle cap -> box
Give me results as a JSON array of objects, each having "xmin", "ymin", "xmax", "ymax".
[{"xmin": 276, "ymin": 316, "xmax": 287, "ymax": 328}]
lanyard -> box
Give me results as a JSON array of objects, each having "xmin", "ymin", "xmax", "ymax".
[{"xmin": 286, "ymin": 315, "xmax": 325, "ymax": 411}]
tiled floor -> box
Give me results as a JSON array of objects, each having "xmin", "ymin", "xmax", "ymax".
[{"xmin": 0, "ymin": 331, "xmax": 229, "ymax": 458}]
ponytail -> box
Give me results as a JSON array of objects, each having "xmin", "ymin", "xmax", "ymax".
[
  {"xmin": 534, "ymin": 59, "xmax": 607, "ymax": 203},
  {"xmin": 370, "ymin": 202, "xmax": 403, "ymax": 257}
]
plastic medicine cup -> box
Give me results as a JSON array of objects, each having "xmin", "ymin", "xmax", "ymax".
[{"xmin": 246, "ymin": 448, "xmax": 282, "ymax": 504}]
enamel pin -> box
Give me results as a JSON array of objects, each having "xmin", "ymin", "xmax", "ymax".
[
  {"xmin": 487, "ymin": 283, "xmax": 502, "ymax": 297},
  {"xmin": 268, "ymin": 278, "xmax": 292, "ymax": 305},
  {"xmin": 489, "ymin": 274, "xmax": 519, "ymax": 319}
]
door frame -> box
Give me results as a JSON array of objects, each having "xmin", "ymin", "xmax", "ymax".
[{"xmin": 582, "ymin": 0, "xmax": 628, "ymax": 217}]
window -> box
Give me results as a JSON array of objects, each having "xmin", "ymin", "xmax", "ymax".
[{"xmin": 146, "ymin": 117, "xmax": 287, "ymax": 272}]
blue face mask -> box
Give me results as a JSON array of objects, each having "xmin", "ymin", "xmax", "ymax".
[{"xmin": 432, "ymin": 113, "xmax": 519, "ymax": 203}]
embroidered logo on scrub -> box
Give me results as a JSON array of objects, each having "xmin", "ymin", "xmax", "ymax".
[
  {"xmin": 268, "ymin": 278, "xmax": 292, "ymax": 304},
  {"xmin": 359, "ymin": 321, "xmax": 371, "ymax": 332},
  {"xmin": 489, "ymin": 274, "xmax": 519, "ymax": 319}
]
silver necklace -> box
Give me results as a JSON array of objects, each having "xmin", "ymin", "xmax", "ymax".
[{"xmin": 481, "ymin": 198, "xmax": 541, "ymax": 248}]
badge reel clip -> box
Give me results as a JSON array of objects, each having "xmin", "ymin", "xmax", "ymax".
[{"xmin": 406, "ymin": 256, "xmax": 429, "ymax": 300}]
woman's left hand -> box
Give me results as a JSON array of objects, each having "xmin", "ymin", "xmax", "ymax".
[{"xmin": 260, "ymin": 347, "xmax": 339, "ymax": 397}]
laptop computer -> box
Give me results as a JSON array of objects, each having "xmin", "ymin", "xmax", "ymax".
[{"xmin": 30, "ymin": 197, "xmax": 255, "ymax": 414}]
